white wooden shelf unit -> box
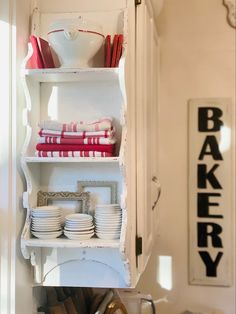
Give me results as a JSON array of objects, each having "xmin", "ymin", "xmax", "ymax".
[{"xmin": 20, "ymin": 2, "xmax": 137, "ymax": 290}]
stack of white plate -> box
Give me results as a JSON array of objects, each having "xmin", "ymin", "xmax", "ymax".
[
  {"xmin": 64, "ymin": 213, "xmax": 94, "ymax": 240},
  {"xmin": 95, "ymin": 204, "xmax": 122, "ymax": 240},
  {"xmin": 31, "ymin": 206, "xmax": 62, "ymax": 239}
]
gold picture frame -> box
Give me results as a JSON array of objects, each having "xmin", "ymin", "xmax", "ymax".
[{"xmin": 37, "ymin": 190, "xmax": 90, "ymax": 214}]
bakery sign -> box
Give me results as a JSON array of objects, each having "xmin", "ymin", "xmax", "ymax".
[{"xmin": 188, "ymin": 98, "xmax": 233, "ymax": 286}]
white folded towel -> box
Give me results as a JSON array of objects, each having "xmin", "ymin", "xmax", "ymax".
[{"xmin": 39, "ymin": 117, "xmax": 113, "ymax": 132}]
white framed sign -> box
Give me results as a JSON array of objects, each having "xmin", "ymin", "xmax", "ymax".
[{"xmin": 188, "ymin": 98, "xmax": 234, "ymax": 286}]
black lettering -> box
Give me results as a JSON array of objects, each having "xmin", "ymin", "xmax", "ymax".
[
  {"xmin": 199, "ymin": 251, "xmax": 223, "ymax": 277},
  {"xmin": 197, "ymin": 222, "xmax": 223, "ymax": 248},
  {"xmin": 198, "ymin": 164, "xmax": 222, "ymax": 189},
  {"xmin": 198, "ymin": 107, "xmax": 223, "ymax": 132},
  {"xmin": 198, "ymin": 193, "xmax": 223, "ymax": 218},
  {"xmin": 198, "ymin": 136, "xmax": 223, "ymax": 160}
]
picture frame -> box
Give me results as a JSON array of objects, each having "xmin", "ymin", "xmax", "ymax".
[
  {"xmin": 37, "ymin": 190, "xmax": 90, "ymax": 214},
  {"xmin": 77, "ymin": 181, "xmax": 118, "ymax": 209}
]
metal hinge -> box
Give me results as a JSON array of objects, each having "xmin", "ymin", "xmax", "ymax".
[
  {"xmin": 136, "ymin": 236, "xmax": 143, "ymax": 256},
  {"xmin": 135, "ymin": 0, "xmax": 142, "ymax": 5}
]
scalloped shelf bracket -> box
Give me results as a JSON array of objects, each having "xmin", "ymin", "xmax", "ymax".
[{"xmin": 223, "ymin": 0, "xmax": 236, "ymax": 28}]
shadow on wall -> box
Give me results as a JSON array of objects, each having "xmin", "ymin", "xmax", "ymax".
[
  {"xmin": 136, "ymin": 244, "xmax": 172, "ymax": 312},
  {"xmin": 136, "ymin": 248, "xmax": 226, "ymax": 314}
]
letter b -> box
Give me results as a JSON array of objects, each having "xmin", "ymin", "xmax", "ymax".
[{"xmin": 198, "ymin": 107, "xmax": 223, "ymax": 132}]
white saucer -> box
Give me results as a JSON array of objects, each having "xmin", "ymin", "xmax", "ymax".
[
  {"xmin": 65, "ymin": 221, "xmax": 93, "ymax": 227},
  {"xmin": 65, "ymin": 213, "xmax": 93, "ymax": 222},
  {"xmin": 96, "ymin": 204, "xmax": 120, "ymax": 208}
]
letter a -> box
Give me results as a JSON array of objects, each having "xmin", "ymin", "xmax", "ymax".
[{"xmin": 199, "ymin": 136, "xmax": 223, "ymax": 160}]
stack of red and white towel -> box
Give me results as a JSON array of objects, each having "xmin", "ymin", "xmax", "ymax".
[{"xmin": 36, "ymin": 117, "xmax": 116, "ymax": 157}]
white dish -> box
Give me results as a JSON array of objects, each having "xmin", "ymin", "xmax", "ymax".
[
  {"xmin": 32, "ymin": 214, "xmax": 61, "ymax": 219},
  {"xmin": 95, "ymin": 210, "xmax": 121, "ymax": 214},
  {"xmin": 64, "ymin": 226, "xmax": 94, "ymax": 232},
  {"xmin": 32, "ymin": 211, "xmax": 60, "ymax": 215},
  {"xmin": 95, "ymin": 228, "xmax": 120, "ymax": 234},
  {"xmin": 65, "ymin": 223, "xmax": 94, "ymax": 229},
  {"xmin": 31, "ymin": 226, "xmax": 62, "ymax": 232},
  {"xmin": 64, "ymin": 230, "xmax": 94, "ymax": 235},
  {"xmin": 95, "ymin": 212, "xmax": 121, "ymax": 217},
  {"xmin": 96, "ymin": 204, "xmax": 120, "ymax": 208},
  {"xmin": 94, "ymin": 217, "xmax": 121, "ymax": 223},
  {"xmin": 95, "ymin": 222, "xmax": 121, "ymax": 227},
  {"xmin": 95, "ymin": 213, "xmax": 121, "ymax": 217},
  {"xmin": 32, "ymin": 230, "xmax": 62, "ymax": 239},
  {"xmin": 95, "ymin": 220, "xmax": 121, "ymax": 225},
  {"xmin": 33, "ymin": 205, "xmax": 60, "ymax": 211},
  {"xmin": 96, "ymin": 206, "xmax": 120, "ymax": 209},
  {"xmin": 64, "ymin": 232, "xmax": 94, "ymax": 240},
  {"xmin": 32, "ymin": 218, "xmax": 61, "ymax": 222},
  {"xmin": 65, "ymin": 221, "xmax": 93, "ymax": 226},
  {"xmin": 96, "ymin": 233, "xmax": 120, "ymax": 240},
  {"xmin": 31, "ymin": 226, "xmax": 62, "ymax": 231},
  {"xmin": 32, "ymin": 210, "xmax": 60, "ymax": 214},
  {"xmin": 32, "ymin": 208, "xmax": 60, "ymax": 212},
  {"xmin": 32, "ymin": 212, "xmax": 60, "ymax": 217},
  {"xmin": 95, "ymin": 226, "xmax": 121, "ymax": 231},
  {"xmin": 31, "ymin": 223, "xmax": 61, "ymax": 228},
  {"xmin": 32, "ymin": 221, "xmax": 61, "ymax": 225},
  {"xmin": 95, "ymin": 210, "xmax": 121, "ymax": 216},
  {"xmin": 95, "ymin": 207, "xmax": 120, "ymax": 210},
  {"xmin": 65, "ymin": 213, "xmax": 93, "ymax": 221},
  {"xmin": 95, "ymin": 226, "xmax": 121, "ymax": 232}
]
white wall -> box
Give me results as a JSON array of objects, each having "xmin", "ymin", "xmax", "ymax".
[
  {"xmin": 137, "ymin": 0, "xmax": 235, "ymax": 313},
  {"xmin": 0, "ymin": 0, "xmax": 33, "ymax": 313},
  {"xmin": 14, "ymin": 0, "xmax": 34, "ymax": 313}
]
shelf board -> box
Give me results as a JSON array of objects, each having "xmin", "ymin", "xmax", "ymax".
[
  {"xmin": 23, "ymin": 236, "xmax": 120, "ymax": 249},
  {"xmin": 23, "ymin": 156, "xmax": 120, "ymax": 163},
  {"xmin": 22, "ymin": 67, "xmax": 120, "ymax": 83}
]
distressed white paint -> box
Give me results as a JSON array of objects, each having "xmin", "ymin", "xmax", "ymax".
[
  {"xmin": 136, "ymin": 0, "xmax": 160, "ymax": 274},
  {"xmin": 0, "ymin": 0, "xmax": 160, "ymax": 311},
  {"xmin": 20, "ymin": 1, "xmax": 150, "ymax": 290}
]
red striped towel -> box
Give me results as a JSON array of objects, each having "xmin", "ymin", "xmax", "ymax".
[
  {"xmin": 36, "ymin": 151, "xmax": 113, "ymax": 157},
  {"xmin": 36, "ymin": 143, "xmax": 115, "ymax": 153},
  {"xmin": 38, "ymin": 136, "xmax": 116, "ymax": 145},
  {"xmin": 38, "ymin": 117, "xmax": 112, "ymax": 132},
  {"xmin": 38, "ymin": 128, "xmax": 115, "ymax": 139}
]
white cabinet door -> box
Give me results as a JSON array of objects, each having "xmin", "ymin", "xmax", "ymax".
[{"xmin": 136, "ymin": 0, "xmax": 159, "ymax": 273}]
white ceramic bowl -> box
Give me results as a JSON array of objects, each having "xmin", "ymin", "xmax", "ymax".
[
  {"xmin": 48, "ymin": 17, "xmax": 104, "ymax": 68},
  {"xmin": 96, "ymin": 232, "xmax": 120, "ymax": 240}
]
